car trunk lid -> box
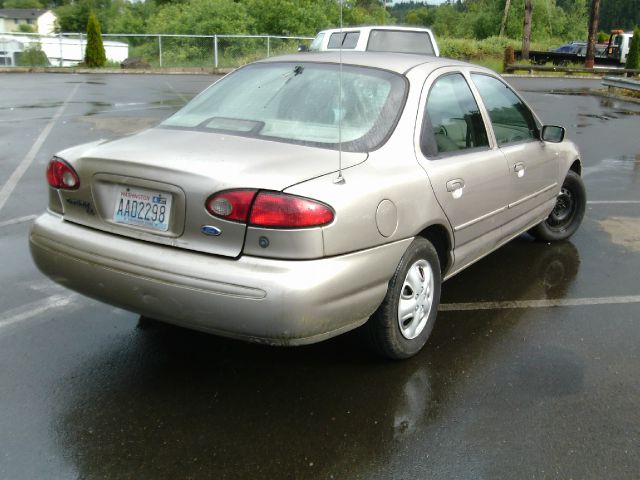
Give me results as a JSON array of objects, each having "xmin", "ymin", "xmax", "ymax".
[{"xmin": 56, "ymin": 128, "xmax": 367, "ymax": 258}]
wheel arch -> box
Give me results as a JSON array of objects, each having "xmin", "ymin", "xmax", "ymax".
[
  {"xmin": 569, "ymin": 158, "xmax": 582, "ymax": 175},
  {"xmin": 416, "ymin": 223, "xmax": 452, "ymax": 276}
]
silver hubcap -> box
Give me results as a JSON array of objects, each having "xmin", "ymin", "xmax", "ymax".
[{"xmin": 397, "ymin": 259, "xmax": 434, "ymax": 340}]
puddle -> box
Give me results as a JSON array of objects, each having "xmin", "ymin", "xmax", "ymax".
[
  {"xmin": 4, "ymin": 102, "xmax": 64, "ymax": 110},
  {"xmin": 64, "ymin": 81, "xmax": 106, "ymax": 85},
  {"xmin": 598, "ymin": 216, "xmax": 640, "ymax": 252},
  {"xmin": 79, "ymin": 116, "xmax": 157, "ymax": 135}
]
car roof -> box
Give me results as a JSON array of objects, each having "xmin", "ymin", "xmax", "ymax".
[
  {"xmin": 256, "ymin": 52, "xmax": 477, "ymax": 75},
  {"xmin": 317, "ymin": 25, "xmax": 434, "ymax": 34}
]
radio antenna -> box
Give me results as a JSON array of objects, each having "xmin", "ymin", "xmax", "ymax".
[{"xmin": 334, "ymin": 0, "xmax": 346, "ymax": 185}]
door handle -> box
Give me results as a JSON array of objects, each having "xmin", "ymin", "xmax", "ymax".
[
  {"xmin": 446, "ymin": 179, "xmax": 465, "ymax": 192},
  {"xmin": 446, "ymin": 179, "xmax": 465, "ymax": 198},
  {"xmin": 513, "ymin": 162, "xmax": 525, "ymax": 177}
]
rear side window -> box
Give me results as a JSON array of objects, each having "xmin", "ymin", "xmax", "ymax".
[
  {"xmin": 471, "ymin": 74, "xmax": 538, "ymax": 145},
  {"xmin": 367, "ymin": 30, "xmax": 435, "ymax": 55},
  {"xmin": 421, "ymin": 73, "xmax": 489, "ymax": 157},
  {"xmin": 327, "ymin": 32, "xmax": 360, "ymax": 49}
]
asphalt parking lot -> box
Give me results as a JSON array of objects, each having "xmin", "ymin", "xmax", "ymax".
[{"xmin": 1, "ymin": 73, "xmax": 639, "ymax": 479}]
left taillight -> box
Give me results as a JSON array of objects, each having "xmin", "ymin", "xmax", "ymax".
[
  {"xmin": 250, "ymin": 192, "xmax": 334, "ymax": 228},
  {"xmin": 46, "ymin": 157, "xmax": 80, "ymax": 190}
]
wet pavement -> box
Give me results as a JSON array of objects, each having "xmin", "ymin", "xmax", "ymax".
[{"xmin": 1, "ymin": 74, "xmax": 639, "ymax": 479}]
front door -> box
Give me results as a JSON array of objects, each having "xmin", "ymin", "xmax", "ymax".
[{"xmin": 470, "ymin": 73, "xmax": 559, "ymax": 223}]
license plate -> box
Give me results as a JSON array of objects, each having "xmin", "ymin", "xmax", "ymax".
[{"xmin": 113, "ymin": 187, "xmax": 172, "ymax": 231}]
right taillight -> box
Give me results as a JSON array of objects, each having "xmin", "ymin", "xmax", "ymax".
[
  {"xmin": 205, "ymin": 189, "xmax": 334, "ymax": 228},
  {"xmin": 46, "ymin": 157, "xmax": 80, "ymax": 190}
]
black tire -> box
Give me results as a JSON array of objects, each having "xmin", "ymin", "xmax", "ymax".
[
  {"xmin": 529, "ymin": 170, "xmax": 586, "ymax": 242},
  {"xmin": 365, "ymin": 237, "xmax": 442, "ymax": 360}
]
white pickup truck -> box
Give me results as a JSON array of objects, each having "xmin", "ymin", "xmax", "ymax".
[{"xmin": 305, "ymin": 26, "xmax": 440, "ymax": 57}]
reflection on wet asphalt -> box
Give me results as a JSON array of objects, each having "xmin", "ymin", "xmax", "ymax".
[{"xmin": 1, "ymin": 75, "xmax": 640, "ymax": 479}]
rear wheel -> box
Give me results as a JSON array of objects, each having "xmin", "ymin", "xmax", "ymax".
[
  {"xmin": 366, "ymin": 238, "xmax": 441, "ymax": 359},
  {"xmin": 529, "ymin": 170, "xmax": 586, "ymax": 242}
]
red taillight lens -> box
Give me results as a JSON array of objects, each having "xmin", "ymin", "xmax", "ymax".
[
  {"xmin": 250, "ymin": 192, "xmax": 334, "ymax": 228},
  {"xmin": 206, "ymin": 189, "xmax": 257, "ymax": 222},
  {"xmin": 46, "ymin": 157, "xmax": 80, "ymax": 190}
]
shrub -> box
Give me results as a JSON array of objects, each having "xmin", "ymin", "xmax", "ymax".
[
  {"xmin": 84, "ymin": 13, "xmax": 106, "ymax": 68},
  {"xmin": 503, "ymin": 45, "xmax": 515, "ymax": 71},
  {"xmin": 625, "ymin": 27, "xmax": 640, "ymax": 70},
  {"xmin": 16, "ymin": 43, "xmax": 49, "ymax": 66}
]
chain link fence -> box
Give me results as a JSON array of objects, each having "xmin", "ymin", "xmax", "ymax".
[{"xmin": 0, "ymin": 32, "xmax": 314, "ymax": 68}]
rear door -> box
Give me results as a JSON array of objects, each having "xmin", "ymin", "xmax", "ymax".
[{"xmin": 415, "ymin": 69, "xmax": 511, "ymax": 268}]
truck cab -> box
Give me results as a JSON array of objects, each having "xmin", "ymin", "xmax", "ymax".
[
  {"xmin": 606, "ymin": 30, "xmax": 634, "ymax": 64},
  {"xmin": 307, "ymin": 26, "xmax": 440, "ymax": 57}
]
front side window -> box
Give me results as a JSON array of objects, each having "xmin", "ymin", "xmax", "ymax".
[
  {"xmin": 162, "ymin": 62, "xmax": 407, "ymax": 152},
  {"xmin": 471, "ymin": 74, "xmax": 538, "ymax": 146},
  {"xmin": 421, "ymin": 73, "xmax": 489, "ymax": 157}
]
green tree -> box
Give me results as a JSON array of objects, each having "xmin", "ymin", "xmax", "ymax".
[
  {"xmin": 625, "ymin": 26, "xmax": 640, "ymax": 70},
  {"xmin": 147, "ymin": 0, "xmax": 253, "ymax": 34},
  {"xmin": 4, "ymin": 0, "xmax": 43, "ymax": 7},
  {"xmin": 244, "ymin": 0, "xmax": 338, "ymax": 35},
  {"xmin": 405, "ymin": 7, "xmax": 433, "ymax": 27},
  {"xmin": 84, "ymin": 13, "xmax": 107, "ymax": 67}
]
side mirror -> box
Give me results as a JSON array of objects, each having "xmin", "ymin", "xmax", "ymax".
[
  {"xmin": 297, "ymin": 44, "xmax": 309, "ymax": 52},
  {"xmin": 541, "ymin": 125, "xmax": 565, "ymax": 143}
]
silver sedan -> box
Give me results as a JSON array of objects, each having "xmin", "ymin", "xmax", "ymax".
[{"xmin": 30, "ymin": 52, "xmax": 585, "ymax": 359}]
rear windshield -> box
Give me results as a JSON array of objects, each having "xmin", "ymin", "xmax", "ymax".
[
  {"xmin": 367, "ymin": 30, "xmax": 435, "ymax": 55},
  {"xmin": 161, "ymin": 62, "xmax": 407, "ymax": 152}
]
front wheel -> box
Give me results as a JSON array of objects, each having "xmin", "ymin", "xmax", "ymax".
[
  {"xmin": 365, "ymin": 238, "xmax": 442, "ymax": 359},
  {"xmin": 529, "ymin": 170, "xmax": 586, "ymax": 242}
]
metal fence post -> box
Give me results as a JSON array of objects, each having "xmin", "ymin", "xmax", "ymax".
[
  {"xmin": 79, "ymin": 33, "xmax": 84, "ymax": 62},
  {"xmin": 158, "ymin": 35, "xmax": 163, "ymax": 67},
  {"xmin": 214, "ymin": 35, "xmax": 218, "ymax": 68},
  {"xmin": 58, "ymin": 33, "xmax": 63, "ymax": 67},
  {"xmin": 267, "ymin": 36, "xmax": 270, "ymax": 57}
]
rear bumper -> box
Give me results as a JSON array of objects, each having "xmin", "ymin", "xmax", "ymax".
[{"xmin": 29, "ymin": 212, "xmax": 411, "ymax": 345}]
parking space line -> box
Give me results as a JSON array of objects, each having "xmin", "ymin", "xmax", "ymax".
[
  {"xmin": 0, "ymin": 84, "xmax": 79, "ymax": 213},
  {"xmin": 164, "ymin": 81, "xmax": 189, "ymax": 104},
  {"xmin": 440, "ymin": 295, "xmax": 640, "ymax": 311},
  {"xmin": 0, "ymin": 294, "xmax": 75, "ymax": 332},
  {"xmin": 0, "ymin": 214, "xmax": 37, "ymax": 228}
]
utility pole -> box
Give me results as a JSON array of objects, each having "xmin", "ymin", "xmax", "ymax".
[
  {"xmin": 521, "ymin": 0, "xmax": 533, "ymax": 60},
  {"xmin": 499, "ymin": 0, "xmax": 511, "ymax": 37},
  {"xmin": 585, "ymin": 0, "xmax": 601, "ymax": 68}
]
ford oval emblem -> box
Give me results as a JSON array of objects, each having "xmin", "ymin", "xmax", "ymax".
[{"xmin": 201, "ymin": 225, "xmax": 222, "ymax": 236}]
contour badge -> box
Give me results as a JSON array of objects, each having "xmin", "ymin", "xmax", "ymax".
[{"xmin": 201, "ymin": 225, "xmax": 222, "ymax": 236}]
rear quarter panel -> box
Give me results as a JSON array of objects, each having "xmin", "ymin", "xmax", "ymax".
[{"xmin": 285, "ymin": 73, "xmax": 452, "ymax": 257}]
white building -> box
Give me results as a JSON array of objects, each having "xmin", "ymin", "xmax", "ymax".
[
  {"xmin": 0, "ymin": 34, "xmax": 129, "ymax": 67},
  {"xmin": 0, "ymin": 9, "xmax": 56, "ymax": 35}
]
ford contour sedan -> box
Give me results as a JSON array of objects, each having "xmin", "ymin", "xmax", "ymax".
[{"xmin": 30, "ymin": 52, "xmax": 585, "ymax": 359}]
